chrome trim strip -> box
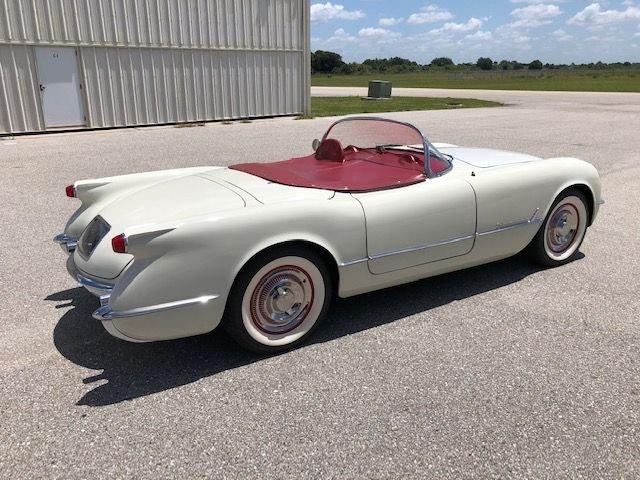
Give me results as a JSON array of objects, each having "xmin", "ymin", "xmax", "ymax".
[
  {"xmin": 53, "ymin": 233, "xmax": 78, "ymax": 253},
  {"xmin": 339, "ymin": 257, "xmax": 368, "ymax": 267},
  {"xmin": 477, "ymin": 209, "xmax": 543, "ymax": 237},
  {"xmin": 341, "ymin": 209, "xmax": 543, "ymax": 265},
  {"xmin": 93, "ymin": 295, "xmax": 219, "ymax": 321},
  {"xmin": 369, "ymin": 234, "xmax": 475, "ymax": 261},
  {"xmin": 77, "ymin": 274, "xmax": 114, "ymax": 293},
  {"xmin": 597, "ymin": 199, "xmax": 605, "ymax": 206}
]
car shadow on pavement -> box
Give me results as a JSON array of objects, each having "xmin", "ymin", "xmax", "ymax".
[{"xmin": 47, "ymin": 254, "xmax": 570, "ymax": 407}]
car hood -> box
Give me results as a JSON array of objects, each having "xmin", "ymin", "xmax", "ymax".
[
  {"xmin": 74, "ymin": 174, "xmax": 245, "ymax": 279},
  {"xmin": 438, "ymin": 146, "xmax": 541, "ymax": 168}
]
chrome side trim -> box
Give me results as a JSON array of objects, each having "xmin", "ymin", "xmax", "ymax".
[
  {"xmin": 597, "ymin": 199, "xmax": 605, "ymax": 206},
  {"xmin": 93, "ymin": 295, "xmax": 219, "ymax": 321},
  {"xmin": 77, "ymin": 274, "xmax": 114, "ymax": 293},
  {"xmin": 339, "ymin": 257, "xmax": 368, "ymax": 267},
  {"xmin": 53, "ymin": 233, "xmax": 78, "ymax": 253},
  {"xmin": 368, "ymin": 235, "xmax": 475, "ymax": 261},
  {"xmin": 477, "ymin": 209, "xmax": 543, "ymax": 237},
  {"xmin": 340, "ymin": 209, "xmax": 542, "ymax": 266}
]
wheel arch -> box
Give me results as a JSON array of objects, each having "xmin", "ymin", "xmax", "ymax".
[
  {"xmin": 547, "ymin": 183, "xmax": 596, "ymax": 226},
  {"xmin": 228, "ymin": 238, "xmax": 341, "ymax": 301}
]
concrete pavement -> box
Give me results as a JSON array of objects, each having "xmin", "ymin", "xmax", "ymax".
[{"xmin": 1, "ymin": 89, "xmax": 639, "ymax": 478}]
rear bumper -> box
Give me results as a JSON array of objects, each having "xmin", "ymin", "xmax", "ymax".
[
  {"xmin": 94, "ymin": 295, "xmax": 223, "ymax": 343},
  {"xmin": 53, "ymin": 233, "xmax": 78, "ymax": 253},
  {"xmin": 92, "ymin": 295, "xmax": 219, "ymax": 321},
  {"xmin": 65, "ymin": 254, "xmax": 114, "ymax": 297}
]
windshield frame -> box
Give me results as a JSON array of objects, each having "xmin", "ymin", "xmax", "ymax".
[{"xmin": 321, "ymin": 117, "xmax": 451, "ymax": 179}]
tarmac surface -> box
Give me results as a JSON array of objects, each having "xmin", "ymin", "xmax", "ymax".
[{"xmin": 1, "ymin": 88, "xmax": 639, "ymax": 478}]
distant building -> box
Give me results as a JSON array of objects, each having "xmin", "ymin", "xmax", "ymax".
[{"xmin": 0, "ymin": 0, "xmax": 310, "ymax": 134}]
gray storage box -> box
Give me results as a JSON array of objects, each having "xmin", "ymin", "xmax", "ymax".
[{"xmin": 367, "ymin": 81, "xmax": 392, "ymax": 99}]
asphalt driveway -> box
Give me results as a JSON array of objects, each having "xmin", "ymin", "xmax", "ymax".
[{"xmin": 1, "ymin": 89, "xmax": 639, "ymax": 479}]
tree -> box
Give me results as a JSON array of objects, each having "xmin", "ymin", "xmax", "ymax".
[
  {"xmin": 476, "ymin": 57, "xmax": 494, "ymax": 71},
  {"xmin": 430, "ymin": 57, "xmax": 454, "ymax": 67},
  {"xmin": 311, "ymin": 50, "xmax": 345, "ymax": 74},
  {"xmin": 528, "ymin": 59, "xmax": 543, "ymax": 70}
]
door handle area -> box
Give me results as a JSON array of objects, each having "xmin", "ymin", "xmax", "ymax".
[{"xmin": 39, "ymin": 84, "xmax": 46, "ymax": 92}]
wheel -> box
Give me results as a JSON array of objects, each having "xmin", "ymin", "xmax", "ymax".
[
  {"xmin": 527, "ymin": 188, "xmax": 590, "ymax": 267},
  {"xmin": 223, "ymin": 245, "xmax": 333, "ymax": 354}
]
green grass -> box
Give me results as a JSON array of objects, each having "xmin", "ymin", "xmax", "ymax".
[
  {"xmin": 308, "ymin": 96, "xmax": 501, "ymax": 118},
  {"xmin": 312, "ymin": 69, "xmax": 640, "ymax": 92}
]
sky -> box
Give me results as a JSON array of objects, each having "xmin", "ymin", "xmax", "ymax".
[{"xmin": 310, "ymin": 1, "xmax": 640, "ymax": 64}]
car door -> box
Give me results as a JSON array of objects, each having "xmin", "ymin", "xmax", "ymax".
[{"xmin": 352, "ymin": 177, "xmax": 477, "ymax": 275}]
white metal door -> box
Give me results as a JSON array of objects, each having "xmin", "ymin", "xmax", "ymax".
[
  {"xmin": 353, "ymin": 178, "xmax": 477, "ymax": 275},
  {"xmin": 35, "ymin": 47, "xmax": 85, "ymax": 128}
]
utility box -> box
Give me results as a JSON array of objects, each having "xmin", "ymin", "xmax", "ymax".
[{"xmin": 367, "ymin": 81, "xmax": 392, "ymax": 99}]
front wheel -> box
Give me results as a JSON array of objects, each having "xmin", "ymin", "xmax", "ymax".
[
  {"xmin": 527, "ymin": 188, "xmax": 590, "ymax": 267},
  {"xmin": 223, "ymin": 246, "xmax": 333, "ymax": 354}
]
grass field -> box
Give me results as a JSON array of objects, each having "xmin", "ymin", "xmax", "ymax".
[
  {"xmin": 312, "ymin": 69, "xmax": 640, "ymax": 92},
  {"xmin": 308, "ymin": 96, "xmax": 501, "ymax": 118}
]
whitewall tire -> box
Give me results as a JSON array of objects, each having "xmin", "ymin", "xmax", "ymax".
[
  {"xmin": 223, "ymin": 246, "xmax": 333, "ymax": 353},
  {"xmin": 528, "ymin": 189, "xmax": 590, "ymax": 267}
]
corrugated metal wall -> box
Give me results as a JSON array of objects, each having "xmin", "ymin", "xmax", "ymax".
[
  {"xmin": 0, "ymin": 0, "xmax": 310, "ymax": 134},
  {"xmin": 0, "ymin": 43, "xmax": 44, "ymax": 132}
]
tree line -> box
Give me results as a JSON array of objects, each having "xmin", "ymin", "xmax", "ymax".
[{"xmin": 311, "ymin": 50, "xmax": 640, "ymax": 75}]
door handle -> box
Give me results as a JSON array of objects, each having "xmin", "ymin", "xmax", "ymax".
[{"xmin": 39, "ymin": 84, "xmax": 45, "ymax": 92}]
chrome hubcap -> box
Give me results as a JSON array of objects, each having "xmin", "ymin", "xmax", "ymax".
[
  {"xmin": 250, "ymin": 266, "xmax": 314, "ymax": 334},
  {"xmin": 546, "ymin": 203, "xmax": 580, "ymax": 253}
]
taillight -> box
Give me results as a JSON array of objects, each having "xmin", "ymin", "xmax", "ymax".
[
  {"xmin": 111, "ymin": 234, "xmax": 128, "ymax": 254},
  {"xmin": 65, "ymin": 185, "xmax": 76, "ymax": 198}
]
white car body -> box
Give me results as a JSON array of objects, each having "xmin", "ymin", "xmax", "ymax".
[{"xmin": 55, "ymin": 120, "xmax": 602, "ymax": 344}]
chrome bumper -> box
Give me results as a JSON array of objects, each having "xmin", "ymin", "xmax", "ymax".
[
  {"xmin": 77, "ymin": 273, "xmax": 114, "ymax": 297},
  {"xmin": 53, "ymin": 233, "xmax": 78, "ymax": 253},
  {"xmin": 64, "ymin": 253, "xmax": 115, "ymax": 297},
  {"xmin": 93, "ymin": 295, "xmax": 219, "ymax": 321}
]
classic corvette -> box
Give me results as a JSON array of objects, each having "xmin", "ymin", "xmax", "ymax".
[{"xmin": 54, "ymin": 117, "xmax": 602, "ymax": 353}]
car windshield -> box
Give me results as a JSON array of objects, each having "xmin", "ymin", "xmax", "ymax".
[
  {"xmin": 321, "ymin": 118, "xmax": 449, "ymax": 177},
  {"xmin": 323, "ymin": 118, "xmax": 425, "ymax": 152}
]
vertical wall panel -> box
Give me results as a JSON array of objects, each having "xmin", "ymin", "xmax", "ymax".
[{"xmin": 0, "ymin": 44, "xmax": 42, "ymax": 133}]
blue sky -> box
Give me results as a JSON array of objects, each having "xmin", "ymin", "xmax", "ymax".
[{"xmin": 310, "ymin": 1, "xmax": 640, "ymax": 63}]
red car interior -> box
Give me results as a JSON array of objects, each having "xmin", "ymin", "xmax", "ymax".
[{"xmin": 230, "ymin": 140, "xmax": 450, "ymax": 193}]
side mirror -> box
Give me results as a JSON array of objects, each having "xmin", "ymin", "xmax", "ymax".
[{"xmin": 312, "ymin": 139, "xmax": 321, "ymax": 152}]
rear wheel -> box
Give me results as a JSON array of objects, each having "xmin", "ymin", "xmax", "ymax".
[
  {"xmin": 223, "ymin": 246, "xmax": 333, "ymax": 354},
  {"xmin": 527, "ymin": 188, "xmax": 589, "ymax": 267}
]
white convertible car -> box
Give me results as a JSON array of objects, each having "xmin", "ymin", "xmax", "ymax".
[{"xmin": 55, "ymin": 117, "xmax": 602, "ymax": 353}]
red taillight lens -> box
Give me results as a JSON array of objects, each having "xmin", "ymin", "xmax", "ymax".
[
  {"xmin": 65, "ymin": 185, "xmax": 76, "ymax": 198},
  {"xmin": 111, "ymin": 234, "xmax": 128, "ymax": 254}
]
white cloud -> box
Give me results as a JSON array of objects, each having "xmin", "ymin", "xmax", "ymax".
[
  {"xmin": 510, "ymin": 0, "xmax": 565, "ymax": 3},
  {"xmin": 430, "ymin": 18, "xmax": 484, "ymax": 35},
  {"xmin": 553, "ymin": 29, "xmax": 573, "ymax": 41},
  {"xmin": 327, "ymin": 28, "xmax": 357, "ymax": 42},
  {"xmin": 464, "ymin": 30, "xmax": 493, "ymax": 41},
  {"xmin": 568, "ymin": 3, "xmax": 640, "ymax": 26},
  {"xmin": 358, "ymin": 27, "xmax": 401, "ymax": 40},
  {"xmin": 310, "ymin": 2, "xmax": 365, "ymax": 23},
  {"xmin": 379, "ymin": 17, "xmax": 403, "ymax": 26},
  {"xmin": 510, "ymin": 4, "xmax": 562, "ymax": 27},
  {"xmin": 407, "ymin": 4, "xmax": 454, "ymax": 25}
]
